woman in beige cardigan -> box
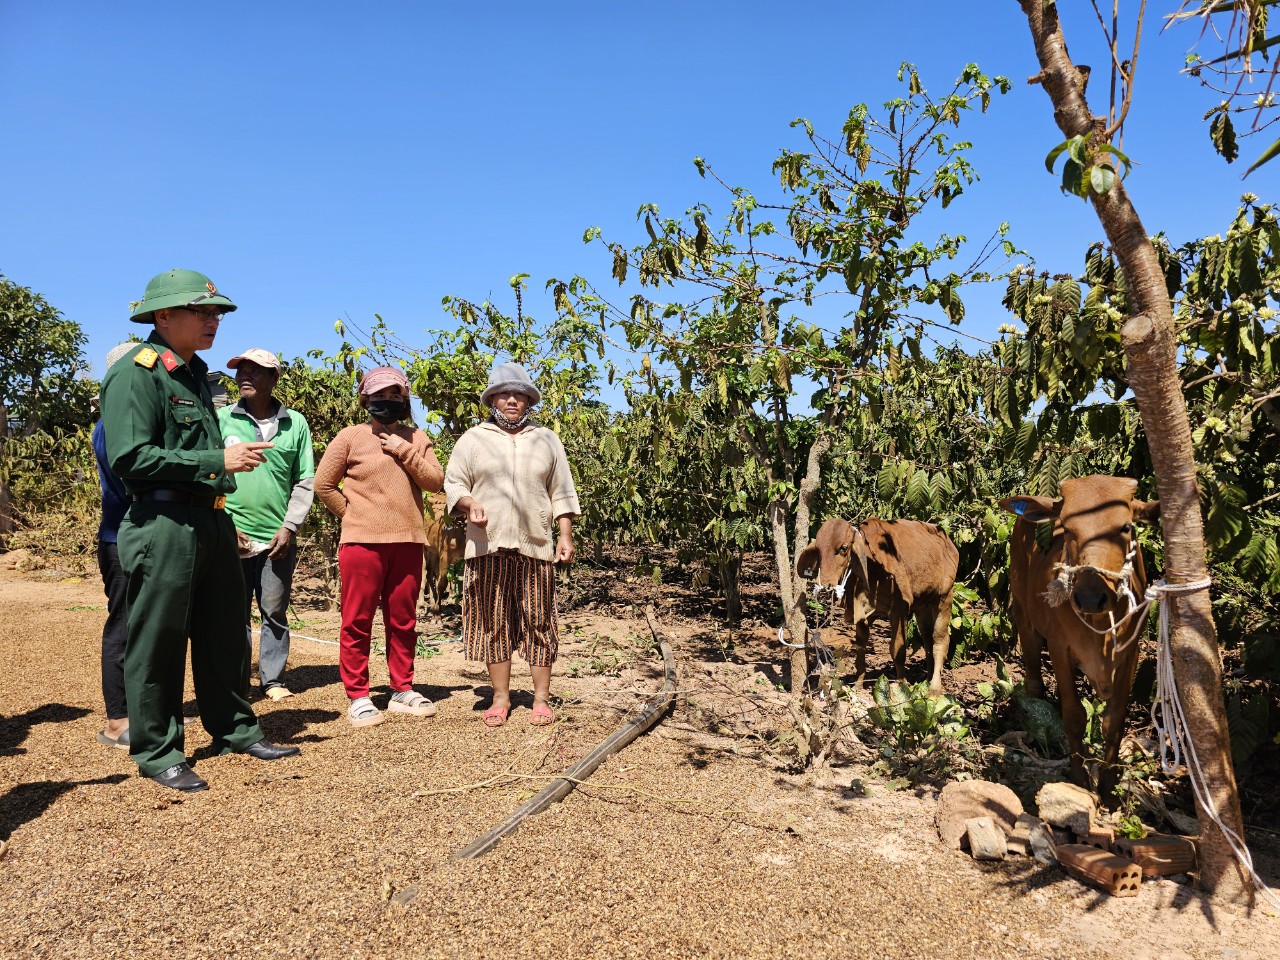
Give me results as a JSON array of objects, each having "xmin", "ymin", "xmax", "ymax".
[{"xmin": 444, "ymin": 362, "xmax": 580, "ymax": 727}]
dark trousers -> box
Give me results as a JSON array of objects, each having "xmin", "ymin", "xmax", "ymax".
[
  {"xmin": 117, "ymin": 502, "xmax": 264, "ymax": 777},
  {"xmin": 96, "ymin": 540, "xmax": 129, "ymax": 720}
]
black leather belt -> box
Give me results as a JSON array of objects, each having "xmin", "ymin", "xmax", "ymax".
[{"xmin": 133, "ymin": 490, "xmax": 226, "ymax": 509}]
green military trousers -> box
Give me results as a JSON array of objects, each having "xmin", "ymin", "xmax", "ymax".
[{"xmin": 118, "ymin": 501, "xmax": 264, "ymax": 777}]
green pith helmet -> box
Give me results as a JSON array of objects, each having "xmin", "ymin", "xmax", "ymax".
[{"xmin": 129, "ymin": 269, "xmax": 238, "ymax": 324}]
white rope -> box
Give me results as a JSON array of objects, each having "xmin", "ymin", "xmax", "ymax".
[
  {"xmin": 293, "ymin": 631, "xmax": 339, "ymax": 647},
  {"xmin": 779, "ymin": 564, "xmax": 846, "ymax": 650},
  {"xmin": 250, "ymin": 627, "xmax": 459, "ymax": 649},
  {"xmin": 1148, "ymin": 577, "xmax": 1280, "ymax": 909},
  {"xmin": 778, "ymin": 626, "xmax": 806, "ymax": 649},
  {"xmin": 1051, "ymin": 539, "xmax": 1150, "ymax": 642},
  {"xmin": 832, "ymin": 563, "xmax": 853, "ymax": 602}
]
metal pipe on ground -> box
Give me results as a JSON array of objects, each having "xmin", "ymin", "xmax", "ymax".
[{"xmin": 450, "ymin": 603, "xmax": 677, "ymax": 861}]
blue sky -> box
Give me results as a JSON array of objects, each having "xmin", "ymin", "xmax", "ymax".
[{"xmin": 1, "ymin": 2, "xmax": 1271, "ymax": 385}]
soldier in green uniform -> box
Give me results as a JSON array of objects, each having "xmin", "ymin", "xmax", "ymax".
[{"xmin": 100, "ymin": 269, "xmax": 301, "ymax": 793}]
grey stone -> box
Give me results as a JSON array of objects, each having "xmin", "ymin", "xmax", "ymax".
[
  {"xmin": 1035, "ymin": 781, "xmax": 1096, "ymax": 834},
  {"xmin": 1014, "ymin": 813, "xmax": 1058, "ymax": 865},
  {"xmin": 965, "ymin": 816, "xmax": 1007, "ymax": 861},
  {"xmin": 936, "ymin": 780, "xmax": 1025, "ymax": 850}
]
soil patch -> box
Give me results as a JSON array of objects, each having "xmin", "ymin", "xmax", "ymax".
[{"xmin": 1, "ymin": 564, "xmax": 1277, "ymax": 959}]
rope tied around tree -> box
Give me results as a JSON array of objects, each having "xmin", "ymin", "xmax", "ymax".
[{"xmin": 1147, "ymin": 576, "xmax": 1280, "ymax": 909}]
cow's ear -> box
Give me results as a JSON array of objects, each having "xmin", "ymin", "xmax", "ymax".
[
  {"xmin": 998, "ymin": 495, "xmax": 1059, "ymax": 524},
  {"xmin": 1132, "ymin": 499, "xmax": 1160, "ymax": 523},
  {"xmin": 796, "ymin": 542, "xmax": 821, "ymax": 579}
]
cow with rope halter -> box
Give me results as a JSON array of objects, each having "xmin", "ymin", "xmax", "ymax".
[
  {"xmin": 796, "ymin": 517, "xmax": 959, "ymax": 697},
  {"xmin": 1000, "ymin": 475, "xmax": 1160, "ymax": 801}
]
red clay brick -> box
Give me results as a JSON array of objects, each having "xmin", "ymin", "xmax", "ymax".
[
  {"xmin": 1111, "ymin": 834, "xmax": 1198, "ymax": 878},
  {"xmin": 1075, "ymin": 824, "xmax": 1114, "ymax": 850},
  {"xmin": 1056, "ymin": 844, "xmax": 1143, "ymax": 897}
]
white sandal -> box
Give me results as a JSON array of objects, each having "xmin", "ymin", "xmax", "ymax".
[
  {"xmin": 348, "ymin": 696, "xmax": 385, "ymax": 728},
  {"xmin": 388, "ymin": 690, "xmax": 437, "ymax": 717}
]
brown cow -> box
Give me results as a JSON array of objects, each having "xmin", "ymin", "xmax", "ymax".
[
  {"xmin": 423, "ymin": 492, "xmax": 465, "ymax": 613},
  {"xmin": 796, "ymin": 517, "xmax": 959, "ymax": 696},
  {"xmin": 999, "ymin": 475, "xmax": 1160, "ymax": 798}
]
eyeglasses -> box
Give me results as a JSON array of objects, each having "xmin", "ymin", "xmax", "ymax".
[{"xmin": 178, "ymin": 306, "xmax": 224, "ymax": 321}]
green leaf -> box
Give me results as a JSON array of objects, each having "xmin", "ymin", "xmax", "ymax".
[
  {"xmin": 906, "ymin": 467, "xmax": 930, "ymax": 511},
  {"xmin": 877, "ymin": 462, "xmax": 898, "ymax": 500},
  {"xmin": 1044, "ymin": 139, "xmax": 1072, "ymax": 174},
  {"xmin": 1210, "ymin": 110, "xmax": 1239, "ymax": 164},
  {"xmin": 1094, "ymin": 142, "xmax": 1132, "ymax": 177},
  {"xmin": 1205, "ymin": 484, "xmax": 1251, "ymax": 554},
  {"xmin": 1245, "ymin": 135, "xmax": 1280, "ymax": 176},
  {"xmin": 1060, "ymin": 158, "xmax": 1087, "ymax": 200},
  {"xmin": 1089, "ymin": 164, "xmax": 1116, "ymax": 196}
]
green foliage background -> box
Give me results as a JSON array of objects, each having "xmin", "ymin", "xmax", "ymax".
[{"xmin": 2, "ymin": 63, "xmax": 1277, "ymax": 775}]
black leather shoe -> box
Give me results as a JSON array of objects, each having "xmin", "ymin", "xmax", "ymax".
[
  {"xmin": 240, "ymin": 740, "xmax": 300, "ymax": 761},
  {"xmin": 150, "ymin": 763, "xmax": 208, "ymax": 793}
]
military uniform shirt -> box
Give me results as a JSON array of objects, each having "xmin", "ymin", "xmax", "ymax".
[{"xmin": 100, "ymin": 332, "xmax": 235, "ymax": 496}]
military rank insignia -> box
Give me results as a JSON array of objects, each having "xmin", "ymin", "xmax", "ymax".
[
  {"xmin": 134, "ymin": 347, "xmax": 159, "ymax": 368},
  {"xmin": 159, "ymin": 350, "xmax": 179, "ymax": 371}
]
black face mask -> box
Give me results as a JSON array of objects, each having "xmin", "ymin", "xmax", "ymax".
[{"xmin": 367, "ymin": 398, "xmax": 410, "ymax": 424}]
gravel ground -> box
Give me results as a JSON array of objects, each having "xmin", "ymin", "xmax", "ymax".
[{"xmin": 1, "ymin": 566, "xmax": 1276, "ymax": 960}]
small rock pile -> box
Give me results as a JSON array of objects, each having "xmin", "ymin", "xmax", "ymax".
[{"xmin": 936, "ymin": 779, "xmax": 1197, "ymax": 898}]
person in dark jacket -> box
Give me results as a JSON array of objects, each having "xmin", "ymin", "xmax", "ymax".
[{"xmin": 92, "ymin": 342, "xmax": 138, "ymax": 749}]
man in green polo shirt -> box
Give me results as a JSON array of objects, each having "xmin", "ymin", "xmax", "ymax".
[
  {"xmin": 218, "ymin": 348, "xmax": 315, "ymax": 701},
  {"xmin": 100, "ymin": 268, "xmax": 302, "ymax": 793}
]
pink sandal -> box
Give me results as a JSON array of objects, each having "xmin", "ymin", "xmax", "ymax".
[
  {"xmin": 530, "ymin": 703, "xmax": 554, "ymax": 726},
  {"xmin": 483, "ymin": 704, "xmax": 509, "ymax": 728}
]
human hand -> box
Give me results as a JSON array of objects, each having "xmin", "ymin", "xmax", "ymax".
[
  {"xmin": 267, "ymin": 527, "xmax": 293, "ymax": 558},
  {"xmin": 235, "ymin": 530, "xmax": 253, "ymax": 557},
  {"xmin": 467, "ymin": 501, "xmax": 488, "ymax": 529},
  {"xmin": 555, "ymin": 533, "xmax": 575, "ymax": 565},
  {"xmin": 379, "ymin": 433, "xmax": 408, "ymax": 455},
  {"xmin": 224, "ymin": 441, "xmax": 273, "ymax": 473}
]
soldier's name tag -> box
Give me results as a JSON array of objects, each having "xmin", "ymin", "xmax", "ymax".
[{"xmin": 169, "ymin": 396, "xmax": 196, "ymax": 407}]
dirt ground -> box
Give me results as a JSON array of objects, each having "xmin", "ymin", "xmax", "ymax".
[{"xmin": 2, "ymin": 560, "xmax": 1278, "ymax": 960}]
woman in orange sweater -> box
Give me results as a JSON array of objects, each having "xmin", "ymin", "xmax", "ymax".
[{"xmin": 315, "ymin": 367, "xmax": 444, "ymax": 727}]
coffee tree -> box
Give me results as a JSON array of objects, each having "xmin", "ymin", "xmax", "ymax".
[{"xmin": 566, "ymin": 63, "xmax": 1015, "ymax": 714}]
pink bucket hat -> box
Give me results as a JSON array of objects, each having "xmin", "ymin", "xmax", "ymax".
[{"xmin": 358, "ymin": 366, "xmax": 410, "ymax": 396}]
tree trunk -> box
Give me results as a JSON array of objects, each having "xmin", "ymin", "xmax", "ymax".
[
  {"xmin": 0, "ymin": 402, "xmax": 14, "ymax": 541},
  {"xmin": 716, "ymin": 553, "xmax": 743, "ymax": 624},
  {"xmin": 1018, "ymin": 0, "xmax": 1249, "ymax": 904},
  {"xmin": 787, "ymin": 429, "xmax": 831, "ymax": 693}
]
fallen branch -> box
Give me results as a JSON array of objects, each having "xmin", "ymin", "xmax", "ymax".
[
  {"xmin": 421, "ymin": 770, "xmax": 755, "ymax": 820},
  {"xmin": 450, "ymin": 603, "xmax": 678, "ymax": 860}
]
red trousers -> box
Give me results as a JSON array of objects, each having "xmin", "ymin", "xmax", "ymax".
[{"xmin": 338, "ymin": 542, "xmax": 422, "ymax": 699}]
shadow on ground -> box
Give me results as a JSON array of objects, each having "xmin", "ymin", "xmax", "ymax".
[
  {"xmin": 0, "ymin": 775, "xmax": 129, "ymax": 840},
  {"xmin": 259, "ymin": 707, "xmax": 342, "ymax": 743},
  {"xmin": 0, "ymin": 703, "xmax": 92, "ymax": 757}
]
